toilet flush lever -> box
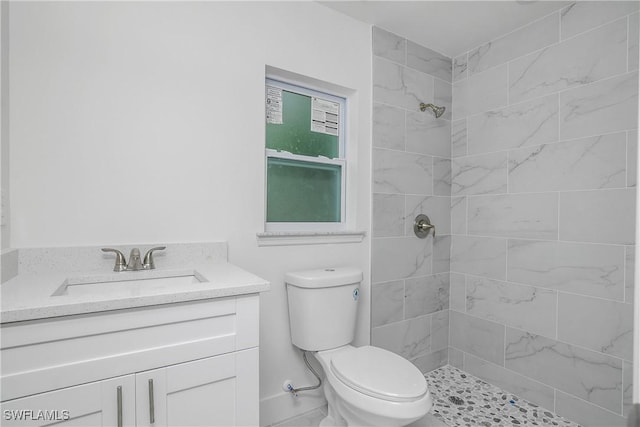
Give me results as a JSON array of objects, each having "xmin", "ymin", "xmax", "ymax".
[{"xmin": 414, "ymin": 214, "xmax": 435, "ymax": 238}]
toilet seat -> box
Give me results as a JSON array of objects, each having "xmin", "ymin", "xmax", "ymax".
[{"xmin": 330, "ymin": 346, "xmax": 428, "ymax": 402}]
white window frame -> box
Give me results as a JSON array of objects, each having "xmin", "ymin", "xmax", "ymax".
[{"xmin": 265, "ymin": 78, "xmax": 347, "ymax": 233}]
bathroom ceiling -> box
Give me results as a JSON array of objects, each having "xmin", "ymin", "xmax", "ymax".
[{"xmin": 319, "ymin": 1, "xmax": 571, "ymax": 57}]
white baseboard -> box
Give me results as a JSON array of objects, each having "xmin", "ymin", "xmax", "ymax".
[{"xmin": 260, "ymin": 389, "xmax": 326, "ymax": 427}]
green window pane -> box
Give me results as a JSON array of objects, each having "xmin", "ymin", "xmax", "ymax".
[
  {"xmin": 267, "ymin": 157, "xmax": 341, "ymax": 223},
  {"xmin": 266, "ymin": 90, "xmax": 339, "ymax": 158}
]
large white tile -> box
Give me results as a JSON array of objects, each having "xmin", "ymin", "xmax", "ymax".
[
  {"xmin": 412, "ymin": 348, "xmax": 449, "ymax": 375},
  {"xmin": 464, "ymin": 353, "xmax": 555, "ymax": 410},
  {"xmin": 505, "ymin": 328, "xmax": 623, "ymax": 413},
  {"xmin": 371, "ymin": 280, "xmax": 405, "ymax": 328},
  {"xmin": 559, "ymin": 189, "xmax": 636, "ymax": 244},
  {"xmin": 626, "ymin": 245, "xmax": 635, "ymax": 303},
  {"xmin": 467, "ymin": 193, "xmax": 559, "ymax": 239},
  {"xmin": 558, "ymin": 293, "xmax": 633, "ymax": 361},
  {"xmin": 508, "ymin": 239, "xmax": 625, "ymax": 300},
  {"xmin": 468, "ymin": 12, "xmax": 559, "ymax": 75},
  {"xmin": 431, "ymin": 310, "xmax": 449, "ymax": 351},
  {"xmin": 372, "ymin": 237, "xmax": 432, "ymax": 283},
  {"xmin": 508, "ymin": 132, "xmax": 627, "ymax": 192},
  {"xmin": 451, "ymin": 235, "xmax": 507, "ymax": 280},
  {"xmin": 467, "ymin": 95, "xmax": 559, "ymax": 155},
  {"xmin": 559, "ymin": 72, "xmax": 639, "ymax": 140},
  {"xmin": 432, "ymin": 235, "xmax": 451, "ymax": 275},
  {"xmin": 450, "ymin": 311, "xmax": 505, "ymax": 365},
  {"xmin": 452, "ymin": 64, "xmax": 508, "ymax": 119},
  {"xmin": 405, "ymin": 273, "xmax": 450, "ymax": 318},
  {"xmin": 450, "ymin": 196, "xmax": 467, "ymax": 235},
  {"xmin": 555, "ymin": 390, "xmax": 626, "ymax": 427},
  {"xmin": 372, "ymin": 103, "xmax": 405, "ymax": 150},
  {"xmin": 406, "ymin": 111, "xmax": 451, "ymax": 158},
  {"xmin": 373, "ymin": 57, "xmax": 435, "ymax": 110},
  {"xmin": 449, "ymin": 272, "xmax": 466, "ymax": 312},
  {"xmin": 623, "ymin": 360, "xmax": 634, "ymax": 417},
  {"xmin": 466, "ymin": 276, "xmax": 557, "ymax": 337},
  {"xmin": 451, "ymin": 152, "xmax": 507, "ymax": 196},
  {"xmin": 372, "ymin": 193, "xmax": 404, "ymax": 237},
  {"xmin": 405, "ymin": 195, "xmax": 451, "ymax": 237},
  {"xmin": 451, "ymin": 118, "xmax": 467, "ymax": 158},
  {"xmin": 373, "ymin": 148, "xmax": 433, "ymax": 195},
  {"xmin": 510, "ymin": 18, "xmax": 627, "ymax": 103},
  {"xmin": 433, "ymin": 157, "xmax": 451, "ymax": 196},
  {"xmin": 628, "ymin": 129, "xmax": 638, "ymax": 187},
  {"xmin": 373, "ymin": 57, "xmax": 406, "ymax": 106},
  {"xmin": 407, "ymin": 41, "xmax": 452, "ymax": 82},
  {"xmin": 434, "ymin": 78, "xmax": 452, "ymax": 121},
  {"xmin": 373, "ymin": 27, "xmax": 406, "ymax": 64},
  {"xmin": 452, "ymin": 53, "xmax": 467, "ymax": 83},
  {"xmin": 372, "ymin": 315, "xmax": 431, "ymax": 360},
  {"xmin": 448, "ymin": 347, "xmax": 464, "ymax": 369},
  {"xmin": 630, "ymin": 12, "xmax": 639, "ymax": 71},
  {"xmin": 560, "ymin": 1, "xmax": 640, "ymax": 40},
  {"xmin": 403, "ymin": 66, "xmax": 438, "ymax": 113}
]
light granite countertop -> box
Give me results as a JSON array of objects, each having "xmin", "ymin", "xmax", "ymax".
[{"xmin": 1, "ymin": 262, "xmax": 270, "ymax": 323}]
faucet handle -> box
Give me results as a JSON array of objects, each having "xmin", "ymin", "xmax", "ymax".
[
  {"xmin": 102, "ymin": 248, "xmax": 127, "ymax": 272},
  {"xmin": 143, "ymin": 246, "xmax": 166, "ymax": 270}
]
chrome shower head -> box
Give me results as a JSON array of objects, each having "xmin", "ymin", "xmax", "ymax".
[{"xmin": 419, "ymin": 102, "xmax": 446, "ymax": 118}]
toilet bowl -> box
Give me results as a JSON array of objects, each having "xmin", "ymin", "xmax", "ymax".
[
  {"xmin": 285, "ymin": 268, "xmax": 433, "ymax": 427},
  {"xmin": 314, "ymin": 345, "xmax": 432, "ymax": 427}
]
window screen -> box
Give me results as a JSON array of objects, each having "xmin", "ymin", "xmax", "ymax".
[{"xmin": 265, "ymin": 79, "xmax": 346, "ymax": 230}]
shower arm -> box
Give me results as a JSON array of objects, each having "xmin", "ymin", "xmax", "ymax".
[{"xmin": 419, "ymin": 102, "xmax": 446, "ymax": 118}]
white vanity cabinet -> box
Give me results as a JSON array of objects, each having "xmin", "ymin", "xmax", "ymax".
[
  {"xmin": 2, "ymin": 374, "xmax": 137, "ymax": 427},
  {"xmin": 0, "ymin": 294, "xmax": 260, "ymax": 427},
  {"xmin": 134, "ymin": 348, "xmax": 258, "ymax": 427}
]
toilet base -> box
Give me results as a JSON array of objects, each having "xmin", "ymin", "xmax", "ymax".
[{"xmin": 320, "ymin": 377, "xmax": 426, "ymax": 427}]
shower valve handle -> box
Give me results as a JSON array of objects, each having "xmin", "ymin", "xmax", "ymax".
[{"xmin": 414, "ymin": 214, "xmax": 435, "ymax": 238}]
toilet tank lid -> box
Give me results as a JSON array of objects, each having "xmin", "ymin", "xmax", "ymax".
[{"xmin": 285, "ymin": 268, "xmax": 362, "ymax": 288}]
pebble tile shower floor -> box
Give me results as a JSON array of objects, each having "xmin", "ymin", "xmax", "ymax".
[
  {"xmin": 425, "ymin": 366, "xmax": 579, "ymax": 427},
  {"xmin": 273, "ymin": 365, "xmax": 581, "ymax": 427}
]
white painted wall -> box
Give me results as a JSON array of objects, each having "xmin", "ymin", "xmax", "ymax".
[
  {"xmin": 1, "ymin": 1, "xmax": 9, "ymax": 250},
  {"xmin": 8, "ymin": 2, "xmax": 372, "ymax": 424}
]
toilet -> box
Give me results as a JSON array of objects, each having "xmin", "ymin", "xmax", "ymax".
[{"xmin": 285, "ymin": 267, "xmax": 432, "ymax": 427}]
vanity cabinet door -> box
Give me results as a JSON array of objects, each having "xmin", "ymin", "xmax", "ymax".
[
  {"xmin": 1, "ymin": 375, "xmax": 136, "ymax": 427},
  {"xmin": 135, "ymin": 348, "xmax": 259, "ymax": 427}
]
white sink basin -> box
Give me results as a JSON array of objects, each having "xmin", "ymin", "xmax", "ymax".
[{"xmin": 52, "ymin": 270, "xmax": 208, "ymax": 297}]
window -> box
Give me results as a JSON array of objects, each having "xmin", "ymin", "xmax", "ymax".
[{"xmin": 265, "ymin": 79, "xmax": 346, "ymax": 232}]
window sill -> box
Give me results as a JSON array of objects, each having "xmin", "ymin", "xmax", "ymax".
[{"xmin": 256, "ymin": 231, "xmax": 366, "ymax": 247}]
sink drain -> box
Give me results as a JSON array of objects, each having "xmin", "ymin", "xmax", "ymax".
[{"xmin": 448, "ymin": 395, "xmax": 465, "ymax": 405}]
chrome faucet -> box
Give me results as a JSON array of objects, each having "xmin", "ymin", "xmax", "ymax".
[
  {"xmin": 127, "ymin": 248, "xmax": 144, "ymax": 271},
  {"xmin": 102, "ymin": 246, "xmax": 166, "ymax": 272}
]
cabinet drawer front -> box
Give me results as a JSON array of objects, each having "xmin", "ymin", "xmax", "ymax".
[{"xmin": 1, "ymin": 295, "xmax": 259, "ymax": 401}]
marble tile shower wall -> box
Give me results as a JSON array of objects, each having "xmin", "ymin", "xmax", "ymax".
[
  {"xmin": 448, "ymin": 3, "xmax": 639, "ymax": 427},
  {"xmin": 371, "ymin": 27, "xmax": 453, "ymax": 373}
]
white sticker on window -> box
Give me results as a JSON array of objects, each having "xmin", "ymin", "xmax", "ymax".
[
  {"xmin": 266, "ymin": 85, "xmax": 283, "ymax": 124},
  {"xmin": 311, "ymin": 97, "xmax": 339, "ymax": 136}
]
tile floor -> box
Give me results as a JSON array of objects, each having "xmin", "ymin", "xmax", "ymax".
[{"xmin": 272, "ymin": 365, "xmax": 581, "ymax": 427}]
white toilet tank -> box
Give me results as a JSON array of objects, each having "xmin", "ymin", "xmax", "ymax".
[{"xmin": 285, "ymin": 267, "xmax": 363, "ymax": 351}]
